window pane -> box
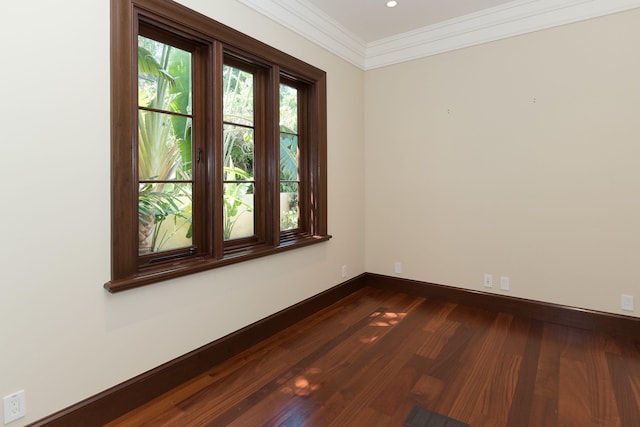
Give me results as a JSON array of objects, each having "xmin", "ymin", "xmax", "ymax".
[
  {"xmin": 139, "ymin": 111, "xmax": 192, "ymax": 180},
  {"xmin": 280, "ymin": 183, "xmax": 299, "ymax": 231},
  {"xmin": 280, "ymin": 133, "xmax": 298, "ymax": 181},
  {"xmin": 223, "ymin": 124, "xmax": 254, "ymax": 179},
  {"xmin": 139, "ymin": 183, "xmax": 192, "ymax": 254},
  {"xmin": 279, "ymin": 84, "xmax": 298, "ymax": 133},
  {"xmin": 138, "ymin": 36, "xmax": 192, "ymax": 115},
  {"xmin": 223, "ymin": 65, "xmax": 254, "ymax": 126},
  {"xmin": 224, "ymin": 183, "xmax": 254, "ymax": 240}
]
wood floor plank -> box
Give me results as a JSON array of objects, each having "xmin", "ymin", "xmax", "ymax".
[
  {"xmin": 325, "ymin": 300, "xmax": 433, "ymax": 426},
  {"xmin": 108, "ymin": 287, "xmax": 640, "ymax": 427},
  {"xmin": 205, "ymin": 294, "xmax": 422, "ymax": 425},
  {"xmin": 527, "ymin": 322, "xmax": 567, "ymax": 427},
  {"xmin": 607, "ymin": 352, "xmax": 640, "ymax": 426},
  {"xmin": 446, "ymin": 313, "xmax": 514, "ymax": 424},
  {"xmin": 473, "ymin": 352, "xmax": 521, "ymax": 427},
  {"xmin": 586, "ymin": 334, "xmax": 621, "ymax": 426},
  {"xmin": 416, "ymin": 320, "xmax": 460, "ymax": 360},
  {"xmin": 409, "ymin": 373, "xmax": 445, "ymax": 407},
  {"xmin": 558, "ymin": 357, "xmax": 596, "ymax": 426},
  {"xmin": 505, "ymin": 318, "xmax": 542, "ymax": 426}
]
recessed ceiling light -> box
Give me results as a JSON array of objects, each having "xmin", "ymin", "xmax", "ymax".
[{"xmin": 386, "ymin": 1, "xmax": 398, "ymax": 7}]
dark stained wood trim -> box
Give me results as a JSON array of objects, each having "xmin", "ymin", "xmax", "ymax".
[
  {"xmin": 31, "ymin": 272, "xmax": 640, "ymax": 425},
  {"xmin": 29, "ymin": 274, "xmax": 367, "ymax": 427},
  {"xmin": 110, "ymin": 0, "xmax": 138, "ymax": 281},
  {"xmin": 105, "ymin": 235, "xmax": 332, "ymax": 293},
  {"xmin": 364, "ymin": 273, "xmax": 640, "ymax": 340}
]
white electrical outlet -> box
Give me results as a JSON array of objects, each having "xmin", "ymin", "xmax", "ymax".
[
  {"xmin": 483, "ymin": 273, "xmax": 493, "ymax": 288},
  {"xmin": 621, "ymin": 294, "xmax": 634, "ymax": 312},
  {"xmin": 341, "ymin": 265, "xmax": 347, "ymax": 278},
  {"xmin": 3, "ymin": 390, "xmax": 25, "ymax": 424},
  {"xmin": 500, "ymin": 276, "xmax": 510, "ymax": 291},
  {"xmin": 394, "ymin": 262, "xmax": 402, "ymax": 274}
]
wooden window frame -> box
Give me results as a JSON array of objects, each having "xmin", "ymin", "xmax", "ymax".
[
  {"xmin": 106, "ymin": 0, "xmax": 329, "ymax": 293},
  {"xmin": 279, "ymin": 77, "xmax": 306, "ymax": 238}
]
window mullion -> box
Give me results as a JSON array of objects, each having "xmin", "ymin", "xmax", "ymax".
[
  {"xmin": 266, "ymin": 65, "xmax": 281, "ymax": 246},
  {"xmin": 298, "ymin": 85, "xmax": 309, "ymax": 234},
  {"xmin": 194, "ymin": 42, "xmax": 212, "ymax": 260},
  {"xmin": 212, "ymin": 41, "xmax": 225, "ymax": 259},
  {"xmin": 253, "ymin": 67, "xmax": 267, "ymax": 245}
]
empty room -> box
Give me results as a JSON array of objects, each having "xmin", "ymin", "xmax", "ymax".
[{"xmin": 1, "ymin": 0, "xmax": 640, "ymax": 425}]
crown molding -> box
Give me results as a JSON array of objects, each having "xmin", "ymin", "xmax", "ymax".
[
  {"xmin": 237, "ymin": 0, "xmax": 367, "ymax": 69},
  {"xmin": 365, "ymin": 0, "xmax": 640, "ymax": 70},
  {"xmin": 238, "ymin": 0, "xmax": 640, "ymax": 71}
]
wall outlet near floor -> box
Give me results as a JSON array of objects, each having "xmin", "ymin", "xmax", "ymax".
[
  {"xmin": 500, "ymin": 276, "xmax": 510, "ymax": 291},
  {"xmin": 483, "ymin": 273, "xmax": 493, "ymax": 288},
  {"xmin": 394, "ymin": 262, "xmax": 402, "ymax": 274},
  {"xmin": 3, "ymin": 390, "xmax": 25, "ymax": 424},
  {"xmin": 621, "ymin": 294, "xmax": 634, "ymax": 312},
  {"xmin": 341, "ymin": 265, "xmax": 347, "ymax": 279}
]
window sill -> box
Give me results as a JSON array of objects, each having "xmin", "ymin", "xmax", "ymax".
[{"xmin": 104, "ymin": 234, "xmax": 332, "ymax": 293}]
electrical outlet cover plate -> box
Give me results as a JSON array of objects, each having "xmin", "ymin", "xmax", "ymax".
[
  {"xmin": 621, "ymin": 294, "xmax": 634, "ymax": 311},
  {"xmin": 483, "ymin": 273, "xmax": 493, "ymax": 288},
  {"xmin": 3, "ymin": 391, "xmax": 25, "ymax": 424},
  {"xmin": 394, "ymin": 262, "xmax": 402, "ymax": 274}
]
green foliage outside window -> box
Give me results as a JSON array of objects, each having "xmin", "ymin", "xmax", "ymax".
[
  {"xmin": 137, "ymin": 41, "xmax": 304, "ymax": 249},
  {"xmin": 137, "ymin": 36, "xmax": 193, "ymax": 254}
]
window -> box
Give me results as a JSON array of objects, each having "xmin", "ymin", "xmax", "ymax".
[
  {"xmin": 279, "ymin": 81, "xmax": 301, "ymax": 232},
  {"xmin": 107, "ymin": 0, "xmax": 329, "ymax": 292}
]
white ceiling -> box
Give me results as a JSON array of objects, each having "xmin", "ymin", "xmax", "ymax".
[
  {"xmin": 238, "ymin": 0, "xmax": 640, "ymax": 70},
  {"xmin": 306, "ymin": 0, "xmax": 514, "ymax": 43}
]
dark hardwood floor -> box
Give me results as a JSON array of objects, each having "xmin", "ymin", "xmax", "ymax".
[{"xmin": 107, "ymin": 287, "xmax": 640, "ymax": 426}]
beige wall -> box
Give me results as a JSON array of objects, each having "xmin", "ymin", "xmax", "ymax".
[
  {"xmin": 2, "ymin": 0, "xmax": 639, "ymax": 423},
  {"xmin": 365, "ymin": 9, "xmax": 640, "ymax": 316},
  {"xmin": 0, "ymin": 0, "xmax": 364, "ymax": 424}
]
